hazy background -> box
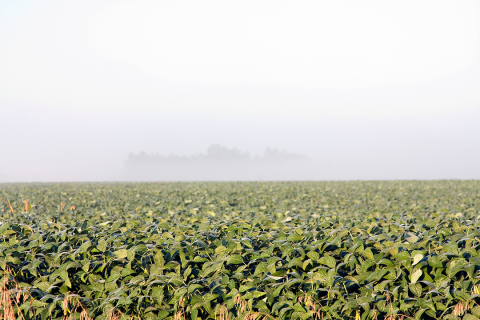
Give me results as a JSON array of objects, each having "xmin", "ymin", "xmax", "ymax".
[{"xmin": 1, "ymin": 0, "xmax": 479, "ymax": 182}]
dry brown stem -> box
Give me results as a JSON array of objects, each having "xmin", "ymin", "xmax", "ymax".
[
  {"xmin": 215, "ymin": 304, "xmax": 229, "ymax": 320},
  {"xmin": 62, "ymin": 293, "xmax": 93, "ymax": 320},
  {"xmin": 0, "ymin": 267, "xmax": 29, "ymax": 320},
  {"xmin": 0, "ymin": 275, "xmax": 15, "ymax": 320},
  {"xmin": 106, "ymin": 309, "xmax": 121, "ymax": 320},
  {"xmin": 173, "ymin": 297, "xmax": 185, "ymax": 320},
  {"xmin": 453, "ymin": 300, "xmax": 469, "ymax": 317},
  {"xmin": 1, "ymin": 198, "xmax": 14, "ymax": 213}
]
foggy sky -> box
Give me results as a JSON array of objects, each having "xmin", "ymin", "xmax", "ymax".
[{"xmin": 1, "ymin": 1, "xmax": 479, "ymax": 182}]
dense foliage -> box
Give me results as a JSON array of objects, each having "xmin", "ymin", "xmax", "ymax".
[{"xmin": 1, "ymin": 181, "xmax": 480, "ymax": 320}]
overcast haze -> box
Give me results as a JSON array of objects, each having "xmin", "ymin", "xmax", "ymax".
[{"xmin": 1, "ymin": 0, "xmax": 479, "ymax": 182}]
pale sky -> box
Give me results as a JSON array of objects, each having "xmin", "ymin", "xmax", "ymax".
[{"xmin": 1, "ymin": 0, "xmax": 479, "ymax": 181}]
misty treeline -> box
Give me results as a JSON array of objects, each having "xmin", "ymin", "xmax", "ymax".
[
  {"xmin": 126, "ymin": 144, "xmax": 307, "ymax": 165},
  {"xmin": 125, "ymin": 145, "xmax": 310, "ymax": 180}
]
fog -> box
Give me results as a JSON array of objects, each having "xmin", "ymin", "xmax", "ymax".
[{"xmin": 1, "ymin": 1, "xmax": 479, "ymax": 182}]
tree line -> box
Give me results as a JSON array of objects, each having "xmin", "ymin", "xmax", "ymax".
[{"xmin": 125, "ymin": 144, "xmax": 307, "ymax": 166}]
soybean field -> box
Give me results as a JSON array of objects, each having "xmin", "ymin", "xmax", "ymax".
[{"xmin": 1, "ymin": 181, "xmax": 480, "ymax": 320}]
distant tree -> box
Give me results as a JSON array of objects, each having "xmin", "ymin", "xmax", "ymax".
[{"xmin": 206, "ymin": 144, "xmax": 250, "ymax": 162}]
